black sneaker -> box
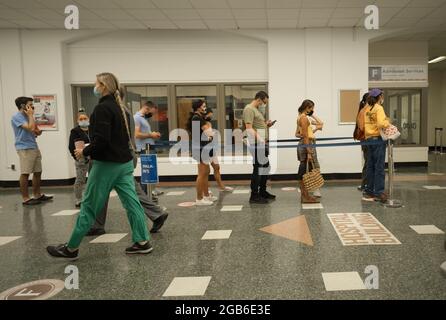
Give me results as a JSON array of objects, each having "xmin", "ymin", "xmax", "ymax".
[
  {"xmin": 86, "ymin": 228, "xmax": 106, "ymax": 237},
  {"xmin": 125, "ymin": 242, "xmax": 153, "ymax": 254},
  {"xmin": 249, "ymin": 194, "xmax": 269, "ymax": 204},
  {"xmin": 36, "ymin": 194, "xmax": 54, "ymax": 202},
  {"xmin": 260, "ymin": 191, "xmax": 276, "ymax": 200},
  {"xmin": 22, "ymin": 198, "xmax": 42, "ymax": 206},
  {"xmin": 150, "ymin": 213, "xmax": 168, "ymax": 233},
  {"xmin": 47, "ymin": 244, "xmax": 78, "ymax": 261}
]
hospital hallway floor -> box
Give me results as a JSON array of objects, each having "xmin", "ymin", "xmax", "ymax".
[{"xmin": 1, "ymin": 154, "xmax": 446, "ymax": 300}]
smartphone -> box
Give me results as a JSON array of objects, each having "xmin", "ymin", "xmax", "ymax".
[{"xmin": 271, "ymin": 120, "xmax": 277, "ymax": 126}]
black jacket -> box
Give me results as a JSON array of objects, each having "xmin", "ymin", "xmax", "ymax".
[
  {"xmin": 68, "ymin": 126, "xmax": 90, "ymax": 160},
  {"xmin": 82, "ymin": 94, "xmax": 133, "ymax": 163}
]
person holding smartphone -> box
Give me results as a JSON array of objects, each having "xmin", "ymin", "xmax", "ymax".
[
  {"xmin": 243, "ymin": 91, "xmax": 276, "ymax": 204},
  {"xmin": 11, "ymin": 97, "xmax": 53, "ymax": 206}
]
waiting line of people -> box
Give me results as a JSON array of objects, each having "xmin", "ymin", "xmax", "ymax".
[{"xmin": 10, "ymin": 70, "xmax": 391, "ymax": 259}]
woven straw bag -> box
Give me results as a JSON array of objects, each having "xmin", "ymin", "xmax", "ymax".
[{"xmin": 302, "ymin": 160, "xmax": 324, "ymax": 192}]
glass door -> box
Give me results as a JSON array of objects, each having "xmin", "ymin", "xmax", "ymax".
[{"xmin": 384, "ymin": 89, "xmax": 421, "ymax": 146}]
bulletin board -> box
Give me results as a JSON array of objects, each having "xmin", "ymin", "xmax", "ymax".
[{"xmin": 339, "ymin": 90, "xmax": 360, "ymax": 124}]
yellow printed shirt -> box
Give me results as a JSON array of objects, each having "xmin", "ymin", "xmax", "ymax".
[{"xmin": 364, "ymin": 104, "xmax": 390, "ymax": 139}]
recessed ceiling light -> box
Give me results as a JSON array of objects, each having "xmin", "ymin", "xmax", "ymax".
[{"xmin": 428, "ymin": 56, "xmax": 446, "ymax": 64}]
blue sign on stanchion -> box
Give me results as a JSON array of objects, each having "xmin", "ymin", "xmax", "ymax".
[{"xmin": 141, "ymin": 154, "xmax": 159, "ymax": 184}]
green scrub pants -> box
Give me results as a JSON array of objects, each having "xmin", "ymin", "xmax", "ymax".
[{"xmin": 67, "ymin": 160, "xmax": 150, "ymax": 249}]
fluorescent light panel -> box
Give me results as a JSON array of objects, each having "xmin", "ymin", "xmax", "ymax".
[{"xmin": 429, "ymin": 56, "xmax": 446, "ymax": 64}]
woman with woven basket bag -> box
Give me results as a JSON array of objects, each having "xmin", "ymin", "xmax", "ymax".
[{"xmin": 296, "ymin": 100, "xmax": 322, "ymax": 204}]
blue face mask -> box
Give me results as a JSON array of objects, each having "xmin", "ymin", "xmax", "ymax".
[
  {"xmin": 79, "ymin": 120, "xmax": 89, "ymax": 128},
  {"xmin": 93, "ymin": 86, "xmax": 102, "ymax": 98}
]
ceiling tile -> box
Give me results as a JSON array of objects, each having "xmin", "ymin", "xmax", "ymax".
[
  {"xmin": 12, "ymin": 19, "xmax": 52, "ymax": 28},
  {"xmin": 37, "ymin": 0, "xmax": 78, "ymax": 9},
  {"xmin": 384, "ymin": 17, "xmax": 422, "ymax": 27},
  {"xmin": 267, "ymin": 9, "xmax": 300, "ymax": 19},
  {"xmin": 298, "ymin": 18, "xmax": 328, "ymax": 28},
  {"xmin": 21, "ymin": 8, "xmax": 64, "ymax": 20},
  {"xmin": 328, "ymin": 18, "xmax": 360, "ymax": 27},
  {"xmin": 151, "ymin": 0, "xmax": 192, "ymax": 9},
  {"xmin": 0, "ymin": 0, "xmax": 43, "ymax": 8},
  {"xmin": 0, "ymin": 19, "xmax": 18, "ymax": 27},
  {"xmin": 205, "ymin": 19, "xmax": 237, "ymax": 29},
  {"xmin": 236, "ymin": 19, "xmax": 268, "ymax": 28},
  {"xmin": 300, "ymin": 8, "xmax": 334, "ymax": 19},
  {"xmin": 175, "ymin": 20, "xmax": 208, "ymax": 29},
  {"xmin": 111, "ymin": 20, "xmax": 147, "ymax": 29},
  {"xmin": 190, "ymin": 0, "xmax": 229, "ymax": 9},
  {"xmin": 44, "ymin": 19, "xmax": 67, "ymax": 28},
  {"xmin": 228, "ymin": 0, "xmax": 267, "ymax": 9},
  {"xmin": 268, "ymin": 19, "xmax": 297, "ymax": 28},
  {"xmin": 407, "ymin": 0, "xmax": 446, "ymax": 7},
  {"xmin": 197, "ymin": 9, "xmax": 233, "ymax": 19},
  {"xmin": 74, "ymin": 0, "xmax": 120, "ymax": 9},
  {"xmin": 91, "ymin": 9, "xmax": 135, "ymax": 20},
  {"xmin": 395, "ymin": 7, "xmax": 435, "ymax": 18},
  {"xmin": 232, "ymin": 9, "xmax": 267, "ymax": 20},
  {"xmin": 113, "ymin": 0, "xmax": 156, "ymax": 8},
  {"xmin": 423, "ymin": 6, "xmax": 446, "ymax": 18},
  {"xmin": 163, "ymin": 9, "xmax": 201, "ymax": 20},
  {"xmin": 416, "ymin": 18, "xmax": 446, "ymax": 27},
  {"xmin": 81, "ymin": 19, "xmax": 116, "ymax": 29},
  {"xmin": 374, "ymin": 0, "xmax": 411, "ymax": 7},
  {"xmin": 302, "ymin": 0, "xmax": 338, "ymax": 8},
  {"xmin": 126, "ymin": 9, "xmax": 167, "ymax": 20},
  {"xmin": 331, "ymin": 8, "xmax": 364, "ymax": 19},
  {"xmin": 0, "ymin": 9, "xmax": 30, "ymax": 19},
  {"xmin": 77, "ymin": 8, "xmax": 103, "ymax": 20},
  {"xmin": 338, "ymin": 0, "xmax": 372, "ymax": 8},
  {"xmin": 143, "ymin": 19, "xmax": 177, "ymax": 29},
  {"xmin": 266, "ymin": 0, "xmax": 301, "ymax": 8}
]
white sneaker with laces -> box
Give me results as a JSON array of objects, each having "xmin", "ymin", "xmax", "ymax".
[
  {"xmin": 204, "ymin": 195, "xmax": 218, "ymax": 202},
  {"xmin": 313, "ymin": 189, "xmax": 321, "ymax": 197},
  {"xmin": 195, "ymin": 199, "xmax": 214, "ymax": 206},
  {"xmin": 220, "ymin": 186, "xmax": 234, "ymax": 192}
]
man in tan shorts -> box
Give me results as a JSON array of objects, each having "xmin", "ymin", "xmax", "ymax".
[{"xmin": 11, "ymin": 97, "xmax": 53, "ymax": 206}]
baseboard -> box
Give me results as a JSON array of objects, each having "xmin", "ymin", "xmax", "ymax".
[{"xmin": 0, "ymin": 178, "xmax": 75, "ymax": 188}]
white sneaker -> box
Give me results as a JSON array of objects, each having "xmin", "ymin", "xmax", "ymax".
[
  {"xmin": 220, "ymin": 186, "xmax": 234, "ymax": 192},
  {"xmin": 313, "ymin": 189, "xmax": 321, "ymax": 197},
  {"xmin": 204, "ymin": 195, "xmax": 218, "ymax": 202},
  {"xmin": 195, "ymin": 199, "xmax": 214, "ymax": 206}
]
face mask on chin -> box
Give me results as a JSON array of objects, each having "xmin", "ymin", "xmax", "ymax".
[
  {"xmin": 307, "ymin": 110, "xmax": 314, "ymax": 117},
  {"xmin": 145, "ymin": 112, "xmax": 153, "ymax": 119}
]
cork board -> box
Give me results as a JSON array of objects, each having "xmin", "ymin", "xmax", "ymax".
[{"xmin": 339, "ymin": 90, "xmax": 360, "ymax": 124}]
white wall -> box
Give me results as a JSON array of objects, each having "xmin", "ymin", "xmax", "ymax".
[
  {"xmin": 1, "ymin": 28, "xmax": 372, "ymax": 182},
  {"xmin": 428, "ymin": 69, "xmax": 446, "ymax": 147}
]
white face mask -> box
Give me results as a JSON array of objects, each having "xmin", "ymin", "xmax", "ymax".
[{"xmin": 259, "ymin": 104, "xmax": 266, "ymax": 114}]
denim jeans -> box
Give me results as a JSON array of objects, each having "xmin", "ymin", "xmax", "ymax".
[
  {"xmin": 249, "ymin": 143, "xmax": 270, "ymax": 194},
  {"xmin": 365, "ymin": 137, "xmax": 386, "ymax": 196}
]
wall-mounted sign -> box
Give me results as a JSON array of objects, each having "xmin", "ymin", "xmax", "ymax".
[
  {"xmin": 369, "ymin": 65, "xmax": 428, "ymax": 82},
  {"xmin": 32, "ymin": 94, "xmax": 58, "ymax": 131}
]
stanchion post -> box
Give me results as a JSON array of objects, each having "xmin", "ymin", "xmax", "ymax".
[{"xmin": 384, "ymin": 139, "xmax": 403, "ymax": 208}]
